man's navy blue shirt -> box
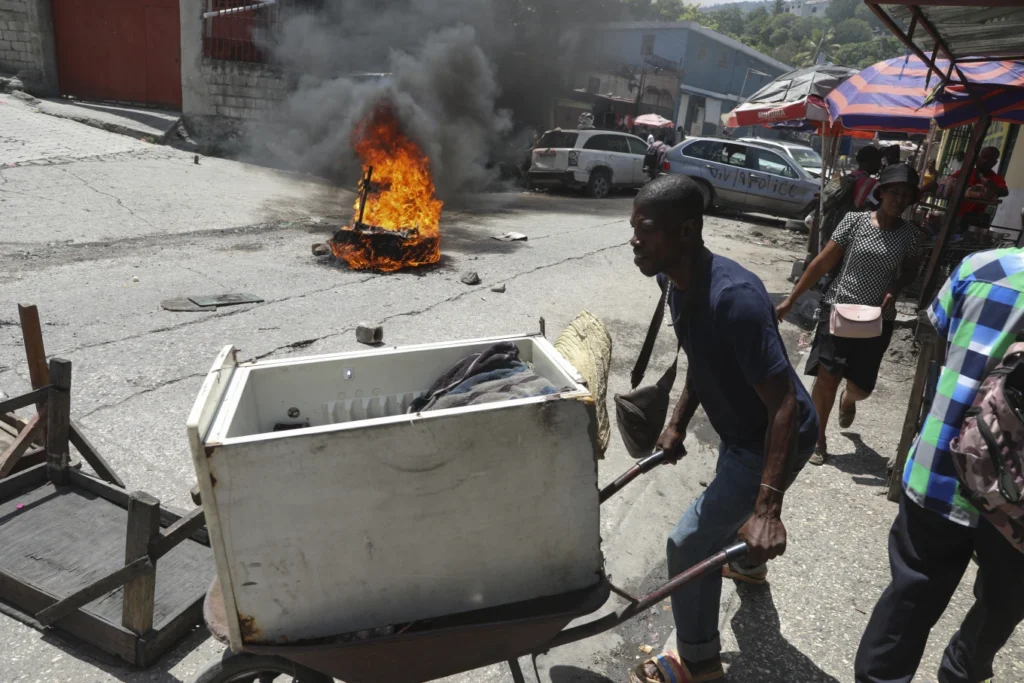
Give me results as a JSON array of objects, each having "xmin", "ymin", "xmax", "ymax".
[{"xmin": 659, "ymin": 251, "xmax": 818, "ymax": 454}]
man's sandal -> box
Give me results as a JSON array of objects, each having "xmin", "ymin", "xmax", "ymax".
[{"xmin": 629, "ymin": 651, "xmax": 724, "ymax": 683}]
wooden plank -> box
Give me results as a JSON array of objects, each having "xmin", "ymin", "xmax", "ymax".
[
  {"xmin": 45, "ymin": 359, "xmax": 71, "ymax": 486},
  {"xmin": 69, "ymin": 422, "xmax": 125, "ymax": 488},
  {"xmin": 67, "ymin": 470, "xmax": 208, "ymax": 543},
  {"xmin": 888, "ymin": 321, "xmax": 940, "ymax": 502},
  {"xmin": 139, "ymin": 597, "xmax": 205, "ymax": 667},
  {"xmin": 0, "ymin": 462, "xmax": 48, "ymax": 500},
  {"xmin": 8, "ymin": 447, "xmax": 45, "ymax": 476},
  {"xmin": 919, "ymin": 115, "xmax": 992, "ymax": 305},
  {"xmin": 122, "ymin": 492, "xmax": 160, "ymax": 635},
  {"xmin": 0, "ymin": 388, "xmax": 49, "ymax": 416},
  {"xmin": 149, "ymin": 507, "xmax": 205, "ymax": 561},
  {"xmin": 0, "ymin": 410, "xmax": 45, "ymax": 478},
  {"xmin": 0, "ymin": 568, "xmax": 138, "ymax": 663},
  {"xmin": 35, "ymin": 557, "xmax": 152, "ymax": 626},
  {"xmin": 0, "ymin": 485, "xmax": 213, "ymax": 628},
  {"xmin": 0, "ymin": 412, "xmax": 28, "ymax": 431},
  {"xmin": 18, "ymin": 304, "xmax": 49, "ymax": 445}
]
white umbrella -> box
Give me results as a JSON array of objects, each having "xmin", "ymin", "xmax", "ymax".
[{"xmin": 633, "ymin": 113, "xmax": 674, "ymax": 128}]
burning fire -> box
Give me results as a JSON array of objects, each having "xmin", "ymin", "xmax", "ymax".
[{"xmin": 330, "ymin": 106, "xmax": 444, "ymax": 272}]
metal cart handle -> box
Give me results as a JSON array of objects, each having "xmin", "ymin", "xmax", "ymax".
[
  {"xmin": 542, "ymin": 541, "xmax": 748, "ymax": 652},
  {"xmin": 599, "ymin": 449, "xmax": 683, "ymax": 504}
]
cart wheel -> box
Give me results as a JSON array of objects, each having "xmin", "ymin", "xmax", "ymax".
[{"xmin": 195, "ymin": 651, "xmax": 333, "ymax": 683}]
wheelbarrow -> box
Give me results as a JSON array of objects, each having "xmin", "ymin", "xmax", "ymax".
[{"xmin": 193, "ymin": 449, "xmax": 749, "ymax": 683}]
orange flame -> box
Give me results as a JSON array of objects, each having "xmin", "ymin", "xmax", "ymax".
[{"xmin": 330, "ymin": 106, "xmax": 444, "ymax": 272}]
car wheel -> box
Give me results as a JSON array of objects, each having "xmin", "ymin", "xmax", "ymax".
[
  {"xmin": 587, "ymin": 170, "xmax": 611, "ymax": 199},
  {"xmin": 693, "ymin": 179, "xmax": 714, "ymax": 211}
]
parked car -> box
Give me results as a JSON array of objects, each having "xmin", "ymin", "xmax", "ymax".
[
  {"xmin": 665, "ymin": 137, "xmax": 820, "ymax": 220},
  {"xmin": 738, "ymin": 137, "xmax": 824, "ymax": 178},
  {"xmin": 528, "ymin": 129, "xmax": 652, "ymax": 199}
]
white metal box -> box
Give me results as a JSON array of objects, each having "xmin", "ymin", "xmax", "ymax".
[{"xmin": 188, "ymin": 336, "xmax": 604, "ymax": 649}]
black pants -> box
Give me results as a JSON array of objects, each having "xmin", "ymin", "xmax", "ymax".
[{"xmin": 855, "ymin": 494, "xmax": 1024, "ymax": 683}]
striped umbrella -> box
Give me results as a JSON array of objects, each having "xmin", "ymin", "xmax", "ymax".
[{"xmin": 826, "ymin": 56, "xmax": 1024, "ymax": 133}]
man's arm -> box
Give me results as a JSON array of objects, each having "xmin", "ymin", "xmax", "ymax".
[
  {"xmin": 738, "ymin": 370, "xmax": 800, "ymax": 566},
  {"xmin": 656, "ymin": 367, "xmax": 699, "ymax": 461}
]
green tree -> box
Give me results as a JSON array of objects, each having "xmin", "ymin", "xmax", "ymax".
[
  {"xmin": 774, "ymin": 0, "xmax": 785, "ymax": 15},
  {"xmin": 770, "ymin": 28, "xmax": 792, "ymax": 47},
  {"xmin": 707, "ymin": 6, "xmax": 744, "ymax": 38},
  {"xmin": 834, "ymin": 18, "xmax": 873, "ymax": 44},
  {"xmin": 826, "ymin": 0, "xmax": 860, "ymax": 24}
]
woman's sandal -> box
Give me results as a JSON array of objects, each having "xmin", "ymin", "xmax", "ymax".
[{"xmin": 838, "ymin": 389, "xmax": 856, "ymax": 429}]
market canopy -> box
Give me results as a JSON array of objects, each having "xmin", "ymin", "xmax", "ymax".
[
  {"xmin": 722, "ymin": 64, "xmax": 858, "ymax": 128},
  {"xmin": 865, "ymin": 2, "xmax": 1024, "ymax": 85},
  {"xmin": 826, "ymin": 56, "xmax": 1024, "ymax": 132},
  {"xmin": 633, "ymin": 113, "xmax": 674, "ymax": 128}
]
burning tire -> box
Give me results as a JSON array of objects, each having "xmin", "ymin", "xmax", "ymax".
[{"xmin": 587, "ymin": 169, "xmax": 612, "ymax": 199}]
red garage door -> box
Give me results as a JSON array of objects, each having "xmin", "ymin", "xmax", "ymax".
[{"xmin": 51, "ymin": 0, "xmax": 182, "ymax": 110}]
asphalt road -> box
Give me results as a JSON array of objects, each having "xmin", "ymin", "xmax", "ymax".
[{"xmin": 1, "ymin": 95, "xmax": 1021, "ymax": 683}]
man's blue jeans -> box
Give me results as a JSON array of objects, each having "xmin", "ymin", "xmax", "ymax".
[{"xmin": 667, "ymin": 441, "xmax": 812, "ymax": 662}]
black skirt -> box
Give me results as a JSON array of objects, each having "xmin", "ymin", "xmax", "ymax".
[{"xmin": 804, "ymin": 319, "xmax": 895, "ymax": 394}]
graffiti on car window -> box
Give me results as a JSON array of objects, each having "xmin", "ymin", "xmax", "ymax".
[{"xmin": 706, "ymin": 165, "xmax": 800, "ymax": 198}]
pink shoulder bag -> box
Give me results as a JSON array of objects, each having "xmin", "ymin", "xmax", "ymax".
[
  {"xmin": 828, "ymin": 218, "xmax": 883, "ymax": 338},
  {"xmin": 830, "ymin": 304, "xmax": 883, "ymax": 338}
]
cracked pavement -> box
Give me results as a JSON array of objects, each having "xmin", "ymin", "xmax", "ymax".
[{"xmin": 1, "ymin": 98, "xmax": 1022, "ymax": 683}]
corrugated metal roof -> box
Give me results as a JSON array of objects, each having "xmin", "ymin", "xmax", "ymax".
[{"xmin": 881, "ymin": 4, "xmax": 1024, "ymax": 62}]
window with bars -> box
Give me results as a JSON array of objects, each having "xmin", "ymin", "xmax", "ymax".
[{"xmin": 642, "ymin": 34, "xmax": 655, "ymax": 57}]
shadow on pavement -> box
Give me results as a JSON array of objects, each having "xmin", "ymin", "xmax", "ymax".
[
  {"xmin": 548, "ymin": 665, "xmax": 616, "ymax": 683},
  {"xmin": 727, "ymin": 583, "xmax": 841, "ymax": 683},
  {"xmin": 830, "ymin": 432, "xmax": 890, "ymax": 487}
]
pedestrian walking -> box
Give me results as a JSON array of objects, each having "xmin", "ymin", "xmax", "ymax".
[
  {"xmin": 627, "ymin": 175, "xmax": 818, "ymax": 682},
  {"xmin": 854, "ymin": 248, "xmax": 1024, "ymax": 683},
  {"xmin": 777, "ymin": 163, "xmax": 922, "ymax": 465}
]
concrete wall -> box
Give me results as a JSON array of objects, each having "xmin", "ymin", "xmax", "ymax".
[
  {"xmin": 179, "ymin": 0, "xmax": 288, "ymax": 120},
  {"xmin": 0, "ymin": 0, "xmax": 58, "ymax": 94}
]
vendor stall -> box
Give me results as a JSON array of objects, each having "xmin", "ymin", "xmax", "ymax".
[{"xmin": 857, "ymin": 1, "xmax": 1024, "ymax": 500}]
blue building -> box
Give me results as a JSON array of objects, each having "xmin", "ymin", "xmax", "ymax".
[{"xmin": 562, "ymin": 22, "xmax": 790, "ymax": 137}]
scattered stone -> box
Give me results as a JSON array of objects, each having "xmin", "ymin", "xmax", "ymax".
[
  {"xmin": 131, "ymin": 276, "xmax": 140, "ymax": 283},
  {"xmin": 461, "ymin": 271, "xmax": 481, "ymax": 286},
  {"xmin": 490, "ymin": 284, "xmax": 506, "ymax": 293},
  {"xmin": 312, "ymin": 243, "xmax": 330, "ymax": 257},
  {"xmin": 355, "ymin": 323, "xmax": 384, "ymax": 346},
  {"xmin": 194, "ymin": 155, "xmax": 200, "ymax": 165},
  {"xmin": 639, "ymin": 644, "xmax": 654, "ymax": 654},
  {"xmin": 699, "ymin": 480, "xmax": 709, "ymax": 488},
  {"xmin": 751, "ymin": 230, "xmax": 765, "ymax": 238}
]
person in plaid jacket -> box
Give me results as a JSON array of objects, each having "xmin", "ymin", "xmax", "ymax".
[{"xmin": 855, "ymin": 248, "xmax": 1024, "ymax": 683}]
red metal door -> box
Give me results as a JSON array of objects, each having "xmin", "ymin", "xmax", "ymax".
[{"xmin": 51, "ymin": 0, "xmax": 182, "ymax": 110}]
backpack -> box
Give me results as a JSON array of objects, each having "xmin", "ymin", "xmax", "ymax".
[{"xmin": 950, "ymin": 342, "xmax": 1024, "ymax": 552}]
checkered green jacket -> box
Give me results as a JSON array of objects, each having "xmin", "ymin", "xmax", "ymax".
[{"xmin": 903, "ymin": 248, "xmax": 1024, "ymax": 526}]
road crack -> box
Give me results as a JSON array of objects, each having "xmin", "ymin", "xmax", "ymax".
[{"xmin": 62, "ymin": 167, "xmax": 157, "ymax": 229}]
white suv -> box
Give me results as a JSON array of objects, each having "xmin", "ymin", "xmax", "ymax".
[{"xmin": 528, "ymin": 128, "xmax": 651, "ymax": 199}]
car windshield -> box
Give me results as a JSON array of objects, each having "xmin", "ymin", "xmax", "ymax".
[
  {"xmin": 789, "ymin": 147, "xmax": 822, "ymax": 169},
  {"xmin": 537, "ymin": 131, "xmax": 579, "ymax": 149}
]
